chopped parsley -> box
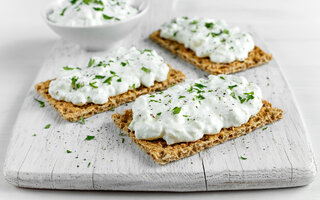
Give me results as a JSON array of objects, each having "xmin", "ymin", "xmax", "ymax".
[
  {"xmin": 80, "ymin": 116, "xmax": 85, "ymax": 124},
  {"xmin": 131, "ymin": 84, "xmax": 136, "ymax": 90},
  {"xmin": 103, "ymin": 77, "xmax": 112, "ymax": 85},
  {"xmin": 244, "ymin": 91, "xmax": 254, "ymax": 102},
  {"xmin": 85, "ymin": 135, "xmax": 95, "ymax": 141},
  {"xmin": 93, "ymin": 75, "xmax": 106, "ymax": 79},
  {"xmin": 121, "ymin": 138, "xmax": 125, "ymax": 143},
  {"xmin": 157, "ymin": 112, "xmax": 162, "ymax": 116},
  {"xmin": 33, "ymin": 134, "xmax": 36, "ymax": 136},
  {"xmin": 60, "ymin": 7, "xmax": 67, "ymax": 16},
  {"xmin": 189, "ymin": 20, "xmax": 198, "ymax": 25},
  {"xmin": 187, "ymin": 86, "xmax": 193, "ymax": 93},
  {"xmin": 89, "ymin": 81, "xmax": 98, "ymax": 88},
  {"xmin": 87, "ymin": 58, "xmax": 95, "ymax": 67},
  {"xmin": 183, "ymin": 115, "xmax": 190, "ymax": 117},
  {"xmin": 103, "ymin": 14, "xmax": 114, "ymax": 20},
  {"xmin": 228, "ymin": 85, "xmax": 238, "ymax": 90},
  {"xmin": 117, "ymin": 78, "xmax": 122, "ymax": 82},
  {"xmin": 182, "ymin": 16, "xmax": 188, "ymax": 20},
  {"xmin": 178, "ymin": 96, "xmax": 186, "ymax": 99},
  {"xmin": 120, "ymin": 62, "xmax": 127, "ymax": 67},
  {"xmin": 63, "ymin": 66, "xmax": 74, "ymax": 70},
  {"xmin": 238, "ymin": 96, "xmax": 246, "ymax": 104},
  {"xmin": 44, "ymin": 124, "xmax": 51, "ymax": 129},
  {"xmin": 70, "ymin": 0, "xmax": 78, "ymax": 4},
  {"xmin": 194, "ymin": 83, "xmax": 206, "ymax": 89},
  {"xmin": 88, "ymin": 162, "xmax": 91, "ymax": 167},
  {"xmin": 230, "ymin": 92, "xmax": 236, "ymax": 99},
  {"xmin": 219, "ymin": 76, "xmax": 225, "ymax": 80},
  {"xmin": 240, "ymin": 156, "xmax": 247, "ymax": 160},
  {"xmin": 262, "ymin": 127, "xmax": 268, "ymax": 131},
  {"xmin": 205, "ymin": 22, "xmax": 214, "ymax": 29},
  {"xmin": 34, "ymin": 98, "xmax": 45, "ymax": 107},
  {"xmin": 149, "ymin": 95, "xmax": 155, "ymax": 97},
  {"xmin": 207, "ymin": 29, "xmax": 229, "ymax": 38},
  {"xmin": 140, "ymin": 49, "xmax": 153, "ymax": 54},
  {"xmin": 141, "ymin": 67, "xmax": 151, "ymax": 73},
  {"xmin": 93, "ymin": 7, "xmax": 104, "ymax": 11},
  {"xmin": 66, "ymin": 150, "xmax": 72, "ymax": 153},
  {"xmin": 172, "ymin": 107, "xmax": 181, "ymax": 114},
  {"xmin": 173, "ymin": 31, "xmax": 178, "ymax": 37},
  {"xmin": 196, "ymin": 95, "xmax": 205, "ymax": 100}
]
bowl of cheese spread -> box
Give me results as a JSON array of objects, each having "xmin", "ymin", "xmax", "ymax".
[{"xmin": 42, "ymin": 0, "xmax": 149, "ymax": 51}]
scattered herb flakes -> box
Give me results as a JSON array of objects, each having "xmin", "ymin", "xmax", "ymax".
[
  {"xmin": 205, "ymin": 22, "xmax": 214, "ymax": 29},
  {"xmin": 194, "ymin": 83, "xmax": 206, "ymax": 89},
  {"xmin": 173, "ymin": 31, "xmax": 178, "ymax": 37},
  {"xmin": 238, "ymin": 96, "xmax": 246, "ymax": 104},
  {"xmin": 121, "ymin": 62, "xmax": 127, "ymax": 67},
  {"xmin": 87, "ymin": 162, "xmax": 91, "ymax": 167},
  {"xmin": 66, "ymin": 150, "xmax": 72, "ymax": 153},
  {"xmin": 117, "ymin": 78, "xmax": 122, "ymax": 82},
  {"xmin": 63, "ymin": 66, "xmax": 74, "ymax": 70},
  {"xmin": 34, "ymin": 98, "xmax": 45, "ymax": 107},
  {"xmin": 189, "ymin": 20, "xmax": 198, "ymax": 25},
  {"xmin": 88, "ymin": 58, "xmax": 95, "ymax": 67},
  {"xmin": 93, "ymin": 6, "xmax": 104, "ymax": 11},
  {"xmin": 219, "ymin": 76, "xmax": 225, "ymax": 80},
  {"xmin": 80, "ymin": 116, "xmax": 85, "ymax": 124},
  {"xmin": 196, "ymin": 95, "xmax": 205, "ymax": 100},
  {"xmin": 93, "ymin": 75, "xmax": 106, "ymax": 79},
  {"xmin": 240, "ymin": 156, "xmax": 247, "ymax": 160},
  {"xmin": 103, "ymin": 77, "xmax": 112, "ymax": 85},
  {"xmin": 44, "ymin": 124, "xmax": 51, "ymax": 129},
  {"xmin": 71, "ymin": 76, "xmax": 83, "ymax": 90},
  {"xmin": 262, "ymin": 127, "xmax": 268, "ymax": 131},
  {"xmin": 149, "ymin": 95, "xmax": 155, "ymax": 97},
  {"xmin": 89, "ymin": 81, "xmax": 98, "ymax": 88},
  {"xmin": 187, "ymin": 86, "xmax": 193, "ymax": 93},
  {"xmin": 85, "ymin": 135, "xmax": 95, "ymax": 141},
  {"xmin": 182, "ymin": 16, "xmax": 188, "ymax": 20},
  {"xmin": 228, "ymin": 85, "xmax": 238, "ymax": 90},
  {"xmin": 178, "ymin": 96, "xmax": 186, "ymax": 99},
  {"xmin": 223, "ymin": 29, "xmax": 229, "ymax": 34},
  {"xmin": 70, "ymin": 0, "xmax": 78, "ymax": 4},
  {"xmin": 121, "ymin": 138, "xmax": 125, "ymax": 143},
  {"xmin": 172, "ymin": 107, "xmax": 181, "ymax": 114},
  {"xmin": 244, "ymin": 91, "xmax": 254, "ymax": 102},
  {"xmin": 183, "ymin": 115, "xmax": 190, "ymax": 117},
  {"xmin": 33, "ymin": 134, "xmax": 36, "ymax": 136},
  {"xmin": 230, "ymin": 92, "xmax": 236, "ymax": 99},
  {"xmin": 103, "ymin": 14, "xmax": 114, "ymax": 20},
  {"xmin": 156, "ymin": 112, "xmax": 162, "ymax": 116},
  {"xmin": 60, "ymin": 7, "xmax": 67, "ymax": 16},
  {"xmin": 131, "ymin": 83, "xmax": 136, "ymax": 90},
  {"xmin": 141, "ymin": 67, "xmax": 151, "ymax": 73},
  {"xmin": 140, "ymin": 49, "xmax": 153, "ymax": 54}
]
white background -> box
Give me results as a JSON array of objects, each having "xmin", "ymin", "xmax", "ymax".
[{"xmin": 0, "ymin": 0, "xmax": 319, "ymax": 199}]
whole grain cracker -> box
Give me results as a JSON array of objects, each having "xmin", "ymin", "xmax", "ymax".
[
  {"xmin": 112, "ymin": 100, "xmax": 283, "ymax": 165},
  {"xmin": 150, "ymin": 30, "xmax": 272, "ymax": 75},
  {"xmin": 35, "ymin": 65, "xmax": 185, "ymax": 122}
]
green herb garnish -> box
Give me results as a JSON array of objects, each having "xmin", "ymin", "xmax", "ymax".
[
  {"xmin": 34, "ymin": 98, "xmax": 45, "ymax": 107},
  {"xmin": 238, "ymin": 96, "xmax": 246, "ymax": 104},
  {"xmin": 228, "ymin": 85, "xmax": 238, "ymax": 90},
  {"xmin": 93, "ymin": 75, "xmax": 105, "ymax": 79},
  {"xmin": 121, "ymin": 62, "xmax": 127, "ymax": 67},
  {"xmin": 141, "ymin": 67, "xmax": 151, "ymax": 73},
  {"xmin": 230, "ymin": 92, "xmax": 236, "ymax": 99},
  {"xmin": 183, "ymin": 16, "xmax": 188, "ymax": 20},
  {"xmin": 262, "ymin": 127, "xmax": 268, "ymax": 131},
  {"xmin": 172, "ymin": 107, "xmax": 181, "ymax": 114},
  {"xmin": 85, "ymin": 135, "xmax": 95, "ymax": 141},
  {"xmin": 157, "ymin": 112, "xmax": 162, "ymax": 116},
  {"xmin": 194, "ymin": 83, "xmax": 206, "ymax": 89},
  {"xmin": 187, "ymin": 86, "xmax": 193, "ymax": 93},
  {"xmin": 196, "ymin": 95, "xmax": 205, "ymax": 100},
  {"xmin": 189, "ymin": 20, "xmax": 198, "ymax": 25},
  {"xmin": 240, "ymin": 156, "xmax": 247, "ymax": 160},
  {"xmin": 63, "ymin": 66, "xmax": 74, "ymax": 70},
  {"xmin": 103, "ymin": 77, "xmax": 112, "ymax": 85},
  {"xmin": 80, "ymin": 116, "xmax": 85, "ymax": 124},
  {"xmin": 117, "ymin": 78, "xmax": 122, "ymax": 82},
  {"xmin": 178, "ymin": 96, "xmax": 186, "ymax": 99},
  {"xmin": 220, "ymin": 76, "xmax": 225, "ymax": 80},
  {"xmin": 244, "ymin": 91, "xmax": 254, "ymax": 102},
  {"xmin": 131, "ymin": 84, "xmax": 136, "ymax": 90},
  {"xmin": 89, "ymin": 82, "xmax": 98, "ymax": 88},
  {"xmin": 121, "ymin": 138, "xmax": 125, "ymax": 143},
  {"xmin": 60, "ymin": 7, "xmax": 67, "ymax": 16},
  {"xmin": 173, "ymin": 31, "xmax": 178, "ymax": 37},
  {"xmin": 205, "ymin": 22, "xmax": 214, "ymax": 29},
  {"xmin": 44, "ymin": 124, "xmax": 51, "ymax": 129},
  {"xmin": 88, "ymin": 162, "xmax": 91, "ymax": 167},
  {"xmin": 88, "ymin": 58, "xmax": 95, "ymax": 67},
  {"xmin": 66, "ymin": 150, "xmax": 72, "ymax": 153}
]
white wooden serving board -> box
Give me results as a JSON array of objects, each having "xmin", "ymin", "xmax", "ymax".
[{"xmin": 3, "ymin": 2, "xmax": 316, "ymax": 191}]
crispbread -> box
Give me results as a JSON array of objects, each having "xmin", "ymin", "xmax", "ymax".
[
  {"xmin": 150, "ymin": 30, "xmax": 273, "ymax": 75},
  {"xmin": 35, "ymin": 66, "xmax": 185, "ymax": 122},
  {"xmin": 112, "ymin": 100, "xmax": 283, "ymax": 165}
]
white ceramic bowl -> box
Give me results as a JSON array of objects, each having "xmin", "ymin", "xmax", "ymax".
[{"xmin": 42, "ymin": 0, "xmax": 149, "ymax": 51}]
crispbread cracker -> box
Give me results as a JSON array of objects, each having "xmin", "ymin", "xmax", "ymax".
[
  {"xmin": 150, "ymin": 30, "xmax": 272, "ymax": 75},
  {"xmin": 112, "ymin": 100, "xmax": 283, "ymax": 165},
  {"xmin": 35, "ymin": 66, "xmax": 185, "ymax": 122}
]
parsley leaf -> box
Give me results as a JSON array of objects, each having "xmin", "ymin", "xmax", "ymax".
[
  {"xmin": 34, "ymin": 98, "xmax": 45, "ymax": 107},
  {"xmin": 66, "ymin": 150, "xmax": 72, "ymax": 153},
  {"xmin": 157, "ymin": 112, "xmax": 162, "ymax": 116},
  {"xmin": 178, "ymin": 96, "xmax": 186, "ymax": 99},
  {"xmin": 205, "ymin": 22, "xmax": 214, "ymax": 29},
  {"xmin": 85, "ymin": 135, "xmax": 95, "ymax": 141},
  {"xmin": 103, "ymin": 14, "xmax": 114, "ymax": 20},
  {"xmin": 93, "ymin": 75, "xmax": 105, "ymax": 79},
  {"xmin": 103, "ymin": 77, "xmax": 112, "ymax": 85},
  {"xmin": 262, "ymin": 127, "xmax": 268, "ymax": 131},
  {"xmin": 89, "ymin": 82, "xmax": 98, "ymax": 88},
  {"xmin": 228, "ymin": 85, "xmax": 238, "ymax": 90},
  {"xmin": 44, "ymin": 124, "xmax": 51, "ymax": 129},
  {"xmin": 63, "ymin": 66, "xmax": 74, "ymax": 70},
  {"xmin": 196, "ymin": 95, "xmax": 205, "ymax": 100},
  {"xmin": 172, "ymin": 107, "xmax": 181, "ymax": 114},
  {"xmin": 230, "ymin": 92, "xmax": 236, "ymax": 99},
  {"xmin": 219, "ymin": 76, "xmax": 225, "ymax": 80},
  {"xmin": 141, "ymin": 67, "xmax": 151, "ymax": 73},
  {"xmin": 240, "ymin": 156, "xmax": 247, "ymax": 160},
  {"xmin": 88, "ymin": 58, "xmax": 95, "ymax": 67},
  {"xmin": 194, "ymin": 83, "xmax": 206, "ymax": 89}
]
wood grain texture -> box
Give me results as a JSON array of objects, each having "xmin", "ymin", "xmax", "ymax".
[{"xmin": 2, "ymin": 0, "xmax": 316, "ymax": 191}]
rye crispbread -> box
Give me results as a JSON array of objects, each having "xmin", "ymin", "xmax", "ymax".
[
  {"xmin": 35, "ymin": 66, "xmax": 185, "ymax": 122},
  {"xmin": 150, "ymin": 30, "xmax": 272, "ymax": 75},
  {"xmin": 112, "ymin": 100, "xmax": 283, "ymax": 165}
]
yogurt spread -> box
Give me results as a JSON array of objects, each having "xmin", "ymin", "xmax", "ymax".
[
  {"xmin": 129, "ymin": 75, "xmax": 262, "ymax": 145},
  {"xmin": 160, "ymin": 17, "xmax": 255, "ymax": 63},
  {"xmin": 48, "ymin": 0, "xmax": 138, "ymax": 26},
  {"xmin": 48, "ymin": 47, "xmax": 169, "ymax": 105}
]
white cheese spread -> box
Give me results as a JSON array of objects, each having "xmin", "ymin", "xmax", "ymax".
[
  {"xmin": 48, "ymin": 47, "xmax": 169, "ymax": 105},
  {"xmin": 160, "ymin": 17, "xmax": 255, "ymax": 63},
  {"xmin": 48, "ymin": 0, "xmax": 138, "ymax": 26},
  {"xmin": 129, "ymin": 75, "xmax": 262, "ymax": 145}
]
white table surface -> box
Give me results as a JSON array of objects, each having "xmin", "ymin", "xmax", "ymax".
[{"xmin": 0, "ymin": 0, "xmax": 319, "ymax": 199}]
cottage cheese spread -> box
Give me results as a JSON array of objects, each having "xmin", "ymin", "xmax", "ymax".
[
  {"xmin": 160, "ymin": 17, "xmax": 255, "ymax": 63},
  {"xmin": 129, "ymin": 75, "xmax": 262, "ymax": 145},
  {"xmin": 48, "ymin": 47, "xmax": 169, "ymax": 105},
  {"xmin": 48, "ymin": 0, "xmax": 138, "ymax": 26}
]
